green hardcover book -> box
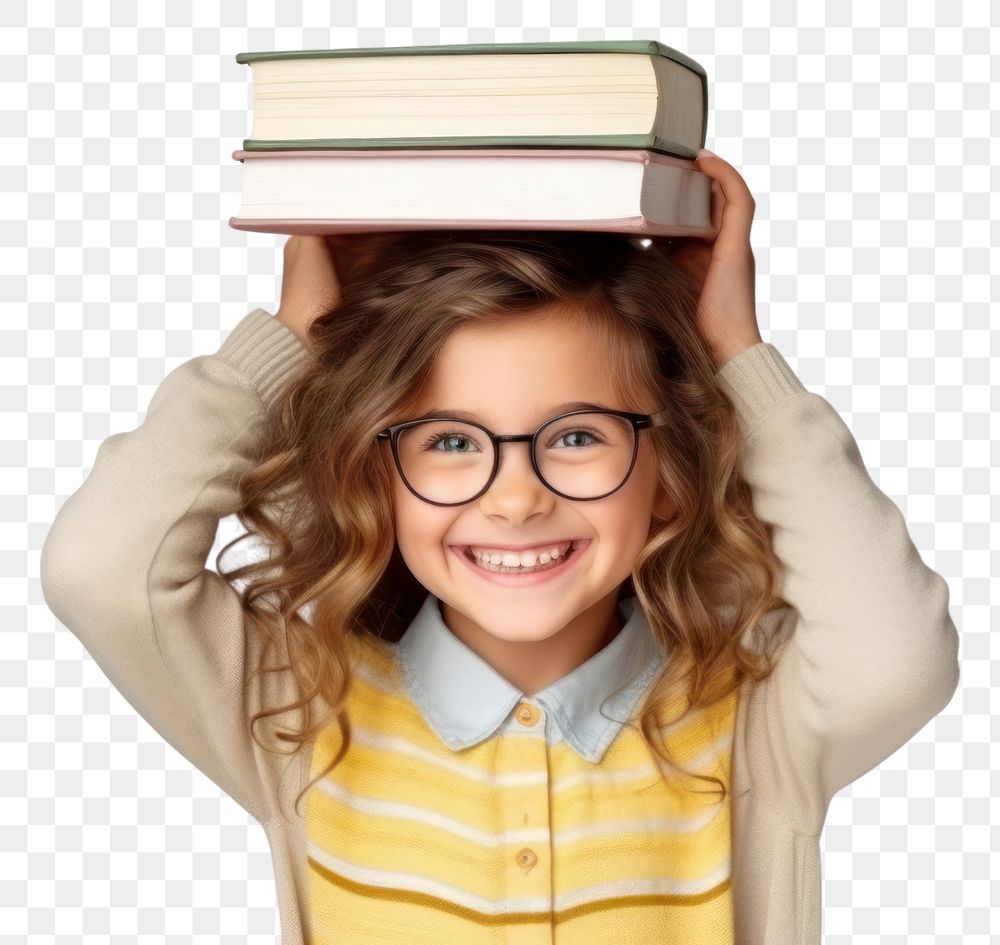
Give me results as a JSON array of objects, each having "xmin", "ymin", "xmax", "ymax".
[{"xmin": 235, "ymin": 40, "xmax": 708, "ymax": 159}]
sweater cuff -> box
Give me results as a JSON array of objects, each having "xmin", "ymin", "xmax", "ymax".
[
  {"xmin": 714, "ymin": 342, "xmax": 810, "ymax": 437},
  {"xmin": 214, "ymin": 308, "xmax": 313, "ymax": 408}
]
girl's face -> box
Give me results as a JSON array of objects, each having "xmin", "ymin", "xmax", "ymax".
[{"xmin": 383, "ymin": 304, "xmax": 676, "ymax": 684}]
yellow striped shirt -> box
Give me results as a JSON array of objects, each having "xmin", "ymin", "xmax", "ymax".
[{"xmin": 306, "ymin": 592, "xmax": 736, "ymax": 943}]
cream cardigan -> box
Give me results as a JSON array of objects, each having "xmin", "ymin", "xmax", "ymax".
[{"xmin": 39, "ymin": 307, "xmax": 960, "ymax": 943}]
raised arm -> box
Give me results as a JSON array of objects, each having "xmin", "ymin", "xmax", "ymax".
[
  {"xmin": 39, "ymin": 308, "xmax": 311, "ymax": 824},
  {"xmin": 715, "ymin": 342, "xmax": 961, "ymax": 830}
]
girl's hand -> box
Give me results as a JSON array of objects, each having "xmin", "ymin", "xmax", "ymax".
[
  {"xmin": 653, "ymin": 151, "xmax": 764, "ymax": 369},
  {"xmin": 275, "ymin": 233, "xmax": 390, "ymax": 348}
]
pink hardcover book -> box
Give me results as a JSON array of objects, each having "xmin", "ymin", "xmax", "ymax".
[{"xmin": 228, "ymin": 148, "xmax": 717, "ymax": 239}]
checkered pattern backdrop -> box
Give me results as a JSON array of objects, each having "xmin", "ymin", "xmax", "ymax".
[{"xmin": 4, "ymin": 2, "xmax": 994, "ymax": 943}]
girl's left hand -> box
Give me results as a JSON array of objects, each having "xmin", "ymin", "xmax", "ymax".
[{"xmin": 651, "ymin": 150, "xmax": 764, "ymax": 369}]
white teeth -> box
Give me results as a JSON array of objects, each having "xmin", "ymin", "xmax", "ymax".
[{"xmin": 469, "ymin": 540, "xmax": 575, "ymax": 570}]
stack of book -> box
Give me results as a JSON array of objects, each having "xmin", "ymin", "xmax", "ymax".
[{"xmin": 228, "ymin": 39, "xmax": 714, "ymax": 238}]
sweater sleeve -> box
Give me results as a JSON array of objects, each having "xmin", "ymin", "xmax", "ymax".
[
  {"xmin": 714, "ymin": 343, "xmax": 961, "ymax": 830},
  {"xmin": 39, "ymin": 308, "xmax": 313, "ymax": 824}
]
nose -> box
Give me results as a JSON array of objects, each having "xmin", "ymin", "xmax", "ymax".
[{"xmin": 478, "ymin": 440, "xmax": 553, "ymax": 511}]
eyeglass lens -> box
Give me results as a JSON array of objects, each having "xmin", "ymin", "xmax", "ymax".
[{"xmin": 395, "ymin": 412, "xmax": 636, "ymax": 503}]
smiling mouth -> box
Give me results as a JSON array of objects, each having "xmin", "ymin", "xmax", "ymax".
[{"xmin": 463, "ymin": 540, "xmax": 582, "ymax": 575}]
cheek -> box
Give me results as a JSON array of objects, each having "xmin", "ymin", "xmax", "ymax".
[
  {"xmin": 390, "ymin": 490, "xmax": 452, "ymax": 554},
  {"xmin": 599, "ymin": 483, "xmax": 659, "ymax": 554},
  {"xmin": 632, "ymin": 446, "xmax": 666, "ymax": 514},
  {"xmin": 588, "ymin": 489, "xmax": 654, "ymax": 551},
  {"xmin": 619, "ymin": 447, "xmax": 660, "ymax": 510},
  {"xmin": 611, "ymin": 510, "xmax": 653, "ymax": 555}
]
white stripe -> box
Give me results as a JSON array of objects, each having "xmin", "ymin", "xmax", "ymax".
[
  {"xmin": 688, "ymin": 728, "xmax": 736, "ymax": 770},
  {"xmin": 345, "ymin": 725, "xmax": 549, "ymax": 787},
  {"xmin": 312, "ymin": 771, "xmax": 726, "ymax": 849},
  {"xmin": 554, "ymin": 803, "xmax": 726, "ymax": 847},
  {"xmin": 553, "ymin": 760, "xmax": 677, "ymax": 792},
  {"xmin": 308, "ymin": 840, "xmax": 730, "ymax": 914},
  {"xmin": 314, "ymin": 776, "xmax": 551, "ymax": 845},
  {"xmin": 343, "ymin": 722, "xmax": 731, "ymax": 794},
  {"xmin": 643, "ymin": 727, "xmax": 736, "ymax": 778},
  {"xmin": 351, "ymin": 653, "xmax": 399, "ymax": 690},
  {"xmin": 309, "ymin": 841, "xmax": 554, "ymax": 914},
  {"xmin": 554, "ymin": 858, "xmax": 731, "ymax": 910},
  {"xmin": 335, "ymin": 724, "xmax": 670, "ymax": 792}
]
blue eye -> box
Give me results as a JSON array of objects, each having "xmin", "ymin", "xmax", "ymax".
[
  {"xmin": 421, "ymin": 431, "xmax": 482, "ymax": 454},
  {"xmin": 551, "ymin": 429, "xmax": 600, "ymax": 449},
  {"xmin": 416, "ymin": 421, "xmax": 610, "ymax": 455}
]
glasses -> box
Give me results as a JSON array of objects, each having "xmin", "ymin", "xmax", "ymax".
[{"xmin": 376, "ymin": 408, "xmax": 670, "ymax": 506}]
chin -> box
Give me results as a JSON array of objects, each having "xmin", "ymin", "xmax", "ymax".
[
  {"xmin": 477, "ymin": 597, "xmax": 590, "ymax": 633},
  {"xmin": 479, "ymin": 622, "xmax": 569, "ymax": 644}
]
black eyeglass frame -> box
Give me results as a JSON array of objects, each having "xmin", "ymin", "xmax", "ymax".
[{"xmin": 375, "ymin": 407, "xmax": 671, "ymax": 507}]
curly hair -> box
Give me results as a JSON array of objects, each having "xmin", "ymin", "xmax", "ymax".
[{"xmin": 216, "ymin": 229, "xmax": 790, "ymax": 818}]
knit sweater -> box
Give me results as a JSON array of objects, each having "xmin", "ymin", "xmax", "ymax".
[{"xmin": 38, "ymin": 307, "xmax": 961, "ymax": 944}]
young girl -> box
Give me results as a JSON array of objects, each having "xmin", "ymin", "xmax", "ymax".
[{"xmin": 40, "ymin": 152, "xmax": 960, "ymax": 945}]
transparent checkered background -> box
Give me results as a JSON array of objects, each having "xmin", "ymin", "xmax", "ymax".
[{"xmin": 4, "ymin": 1, "xmax": 994, "ymax": 943}]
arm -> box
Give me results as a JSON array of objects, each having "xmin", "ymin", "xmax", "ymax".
[
  {"xmin": 715, "ymin": 342, "xmax": 961, "ymax": 830},
  {"xmin": 39, "ymin": 308, "xmax": 312, "ymax": 824}
]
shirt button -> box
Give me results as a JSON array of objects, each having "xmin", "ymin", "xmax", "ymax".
[
  {"xmin": 515, "ymin": 847, "xmax": 538, "ymax": 870},
  {"xmin": 515, "ymin": 701, "xmax": 540, "ymax": 726}
]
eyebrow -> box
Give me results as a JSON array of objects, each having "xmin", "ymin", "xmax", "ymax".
[{"xmin": 409, "ymin": 401, "xmax": 615, "ymax": 425}]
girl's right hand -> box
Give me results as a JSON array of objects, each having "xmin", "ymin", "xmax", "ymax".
[
  {"xmin": 649, "ymin": 152, "xmax": 762, "ymax": 369},
  {"xmin": 274, "ymin": 233, "xmax": 389, "ymax": 348}
]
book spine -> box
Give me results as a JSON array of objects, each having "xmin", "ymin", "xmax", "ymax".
[
  {"xmin": 230, "ymin": 147, "xmax": 694, "ymax": 167},
  {"xmin": 238, "ymin": 135, "xmax": 699, "ymax": 160},
  {"xmin": 234, "ymin": 40, "xmax": 706, "ymax": 78}
]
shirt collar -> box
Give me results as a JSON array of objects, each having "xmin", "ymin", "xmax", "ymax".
[{"xmin": 397, "ymin": 591, "xmax": 665, "ymax": 764}]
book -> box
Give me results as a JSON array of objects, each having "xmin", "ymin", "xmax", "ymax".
[
  {"xmin": 227, "ymin": 147, "xmax": 715, "ymax": 238},
  {"xmin": 234, "ymin": 40, "xmax": 708, "ymax": 160}
]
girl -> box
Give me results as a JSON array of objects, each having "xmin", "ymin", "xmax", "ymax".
[{"xmin": 40, "ymin": 152, "xmax": 960, "ymax": 945}]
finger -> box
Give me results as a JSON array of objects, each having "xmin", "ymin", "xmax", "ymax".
[
  {"xmin": 326, "ymin": 232, "xmax": 381, "ymax": 262},
  {"xmin": 696, "ymin": 151, "xmax": 755, "ymax": 248},
  {"xmin": 709, "ymin": 179, "xmax": 723, "ymax": 235}
]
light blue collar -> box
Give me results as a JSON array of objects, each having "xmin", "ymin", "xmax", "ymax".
[{"xmin": 396, "ymin": 591, "xmax": 665, "ymax": 764}]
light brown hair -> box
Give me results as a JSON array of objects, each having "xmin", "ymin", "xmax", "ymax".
[{"xmin": 217, "ymin": 229, "xmax": 789, "ymax": 817}]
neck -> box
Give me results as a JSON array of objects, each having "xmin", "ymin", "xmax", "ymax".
[{"xmin": 439, "ymin": 590, "xmax": 625, "ymax": 696}]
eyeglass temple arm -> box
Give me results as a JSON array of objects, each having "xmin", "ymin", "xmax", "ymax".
[{"xmin": 646, "ymin": 408, "xmax": 671, "ymax": 428}]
